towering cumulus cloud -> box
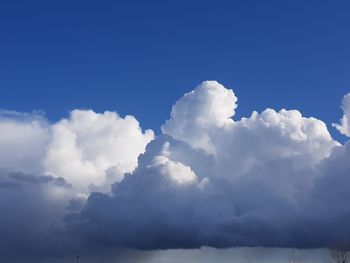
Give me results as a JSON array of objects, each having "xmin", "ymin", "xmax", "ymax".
[
  {"xmin": 0, "ymin": 81, "xmax": 350, "ymax": 261},
  {"xmin": 75, "ymin": 81, "xmax": 341, "ymax": 250},
  {"xmin": 162, "ymin": 81, "xmax": 238, "ymax": 154}
]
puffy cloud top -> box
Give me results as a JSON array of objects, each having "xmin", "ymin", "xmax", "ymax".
[
  {"xmin": 44, "ymin": 110, "xmax": 154, "ymax": 192},
  {"xmin": 0, "ymin": 81, "xmax": 349, "ymax": 261},
  {"xmin": 162, "ymin": 81, "xmax": 237, "ymax": 153}
]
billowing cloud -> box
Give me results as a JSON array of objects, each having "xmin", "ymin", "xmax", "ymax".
[
  {"xmin": 73, "ymin": 81, "xmax": 344, "ymax": 249},
  {"xmin": 162, "ymin": 81, "xmax": 238, "ymax": 154},
  {"xmin": 0, "ymin": 81, "xmax": 350, "ymax": 261},
  {"xmin": 0, "ymin": 109, "xmax": 153, "ymax": 193},
  {"xmin": 44, "ymin": 110, "xmax": 154, "ymax": 192},
  {"xmin": 0, "ymin": 109, "xmax": 154, "ymax": 261}
]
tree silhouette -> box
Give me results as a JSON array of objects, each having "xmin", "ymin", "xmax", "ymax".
[{"xmin": 330, "ymin": 244, "xmax": 350, "ymax": 263}]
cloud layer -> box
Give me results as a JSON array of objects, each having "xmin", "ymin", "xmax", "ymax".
[{"xmin": 0, "ymin": 81, "xmax": 350, "ymax": 260}]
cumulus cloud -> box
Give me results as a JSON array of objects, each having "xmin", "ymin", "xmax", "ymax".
[
  {"xmin": 44, "ymin": 110, "xmax": 154, "ymax": 192},
  {"xmin": 0, "ymin": 109, "xmax": 154, "ymax": 260},
  {"xmin": 0, "ymin": 109, "xmax": 153, "ymax": 193},
  {"xmin": 69, "ymin": 81, "xmax": 346, "ymax": 250},
  {"xmin": 162, "ymin": 81, "xmax": 237, "ymax": 154},
  {"xmin": 1, "ymin": 81, "xmax": 350, "ymax": 261}
]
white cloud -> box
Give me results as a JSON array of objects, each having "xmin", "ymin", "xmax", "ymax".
[
  {"xmin": 332, "ymin": 93, "xmax": 350, "ymax": 137},
  {"xmin": 44, "ymin": 110, "xmax": 154, "ymax": 192},
  {"xmin": 0, "ymin": 111, "xmax": 49, "ymax": 173},
  {"xmin": 0, "ymin": 109, "xmax": 154, "ymax": 193},
  {"xmin": 149, "ymin": 142, "xmax": 199, "ymax": 186},
  {"xmin": 162, "ymin": 81, "xmax": 237, "ymax": 154}
]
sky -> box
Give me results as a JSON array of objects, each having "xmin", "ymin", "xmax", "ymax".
[
  {"xmin": 1, "ymin": 0, "xmax": 350, "ymax": 138},
  {"xmin": 1, "ymin": 0, "xmax": 350, "ymax": 262}
]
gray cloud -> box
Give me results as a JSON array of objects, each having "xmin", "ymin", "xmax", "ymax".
[{"xmin": 0, "ymin": 171, "xmax": 76, "ymax": 261}]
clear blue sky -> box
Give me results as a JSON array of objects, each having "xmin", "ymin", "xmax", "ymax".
[{"xmin": 1, "ymin": 0, "xmax": 349, "ymax": 139}]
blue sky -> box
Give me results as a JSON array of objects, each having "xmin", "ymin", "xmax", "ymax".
[{"xmin": 1, "ymin": 0, "xmax": 349, "ymax": 139}]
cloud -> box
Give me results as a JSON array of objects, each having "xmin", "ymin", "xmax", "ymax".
[
  {"xmin": 333, "ymin": 93, "xmax": 350, "ymax": 137},
  {"xmin": 0, "ymin": 109, "xmax": 154, "ymax": 261},
  {"xmin": 0, "ymin": 109, "xmax": 153, "ymax": 193},
  {"xmin": 1, "ymin": 81, "xmax": 350, "ymax": 261},
  {"xmin": 162, "ymin": 80, "xmax": 237, "ymax": 154},
  {"xmin": 0, "ymin": 111, "xmax": 49, "ymax": 173},
  {"xmin": 0, "ymin": 170, "xmax": 74, "ymax": 261},
  {"xmin": 44, "ymin": 110, "xmax": 154, "ymax": 192},
  {"xmin": 71, "ymin": 81, "xmax": 345, "ymax": 249}
]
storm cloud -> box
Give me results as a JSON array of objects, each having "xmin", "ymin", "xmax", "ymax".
[{"xmin": 1, "ymin": 81, "xmax": 350, "ymax": 260}]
